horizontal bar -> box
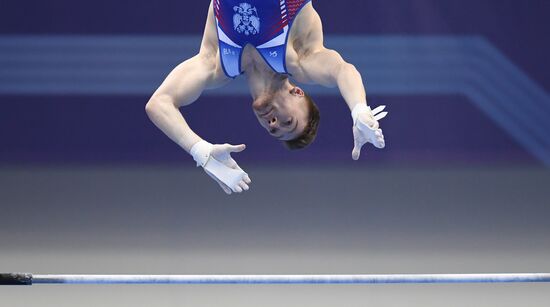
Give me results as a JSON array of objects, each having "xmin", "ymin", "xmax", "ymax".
[
  {"xmin": 0, "ymin": 273, "xmax": 32, "ymax": 285},
  {"xmin": 25, "ymin": 273, "xmax": 550, "ymax": 285}
]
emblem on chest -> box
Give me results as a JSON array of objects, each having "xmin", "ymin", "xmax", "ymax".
[{"xmin": 233, "ymin": 3, "xmax": 261, "ymax": 36}]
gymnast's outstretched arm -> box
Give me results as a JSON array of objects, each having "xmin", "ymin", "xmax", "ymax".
[
  {"xmin": 293, "ymin": 7, "xmax": 388, "ymax": 159},
  {"xmin": 145, "ymin": 54, "xmax": 217, "ymax": 153},
  {"xmin": 145, "ymin": 2, "xmax": 251, "ymax": 194},
  {"xmin": 145, "ymin": 54, "xmax": 251, "ymax": 195},
  {"xmin": 146, "ymin": 1, "xmax": 224, "ymax": 153}
]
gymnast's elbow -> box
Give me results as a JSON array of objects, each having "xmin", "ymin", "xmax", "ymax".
[
  {"xmin": 145, "ymin": 94, "xmax": 173, "ymax": 118},
  {"xmin": 337, "ymin": 62, "xmax": 359, "ymax": 78}
]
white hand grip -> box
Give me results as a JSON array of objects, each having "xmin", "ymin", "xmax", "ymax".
[{"xmin": 204, "ymin": 158, "xmax": 247, "ymax": 192}]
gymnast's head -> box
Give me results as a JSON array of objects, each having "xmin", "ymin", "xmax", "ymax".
[{"xmin": 252, "ymin": 80, "xmax": 320, "ymax": 150}]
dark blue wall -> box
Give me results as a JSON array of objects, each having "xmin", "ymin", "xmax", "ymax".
[
  {"xmin": 3, "ymin": 0, "xmax": 550, "ymax": 89},
  {"xmin": 1, "ymin": 0, "xmax": 549, "ymax": 166}
]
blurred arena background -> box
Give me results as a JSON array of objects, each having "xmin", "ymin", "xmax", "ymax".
[{"xmin": 1, "ymin": 0, "xmax": 549, "ymax": 306}]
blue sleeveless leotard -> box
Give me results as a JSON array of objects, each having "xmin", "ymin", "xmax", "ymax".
[{"xmin": 213, "ymin": 0, "xmax": 312, "ymax": 78}]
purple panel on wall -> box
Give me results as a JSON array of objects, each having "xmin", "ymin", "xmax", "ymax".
[{"xmin": 0, "ymin": 95, "xmax": 537, "ymax": 166}]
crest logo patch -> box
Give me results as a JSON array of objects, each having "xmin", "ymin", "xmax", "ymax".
[{"xmin": 233, "ymin": 3, "xmax": 261, "ymax": 36}]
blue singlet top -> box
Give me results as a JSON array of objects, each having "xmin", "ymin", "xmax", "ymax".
[{"xmin": 213, "ymin": 0, "xmax": 312, "ymax": 78}]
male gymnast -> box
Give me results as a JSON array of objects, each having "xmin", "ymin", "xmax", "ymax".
[{"xmin": 145, "ymin": 0, "xmax": 388, "ymax": 194}]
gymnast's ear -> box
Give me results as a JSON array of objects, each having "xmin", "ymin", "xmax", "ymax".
[{"xmin": 290, "ymin": 87, "xmax": 305, "ymax": 97}]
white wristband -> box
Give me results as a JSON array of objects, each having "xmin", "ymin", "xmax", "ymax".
[
  {"xmin": 351, "ymin": 104, "xmax": 372, "ymax": 125},
  {"xmin": 190, "ymin": 140, "xmax": 213, "ymax": 167}
]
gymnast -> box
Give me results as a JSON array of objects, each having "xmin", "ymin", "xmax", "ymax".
[{"xmin": 145, "ymin": 0, "xmax": 388, "ymax": 194}]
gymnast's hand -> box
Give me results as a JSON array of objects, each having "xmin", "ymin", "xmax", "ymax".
[
  {"xmin": 351, "ymin": 104, "xmax": 388, "ymax": 160},
  {"xmin": 190, "ymin": 141, "xmax": 251, "ymax": 195}
]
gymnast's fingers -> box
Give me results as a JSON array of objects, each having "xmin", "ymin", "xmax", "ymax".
[
  {"xmin": 225, "ymin": 144, "xmax": 246, "ymax": 153},
  {"xmin": 219, "ymin": 182, "xmax": 232, "ymax": 194},
  {"xmin": 352, "ymin": 138, "xmax": 364, "ymax": 160},
  {"xmin": 239, "ymin": 180, "xmax": 249, "ymax": 191}
]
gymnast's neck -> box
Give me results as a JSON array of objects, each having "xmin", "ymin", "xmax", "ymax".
[{"xmin": 244, "ymin": 60, "xmax": 291, "ymax": 100}]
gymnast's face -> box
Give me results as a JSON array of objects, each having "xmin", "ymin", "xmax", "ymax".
[{"xmin": 252, "ymin": 87, "xmax": 309, "ymax": 141}]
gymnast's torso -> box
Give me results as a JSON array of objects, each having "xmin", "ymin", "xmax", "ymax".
[{"xmin": 201, "ymin": 0, "xmax": 318, "ymax": 84}]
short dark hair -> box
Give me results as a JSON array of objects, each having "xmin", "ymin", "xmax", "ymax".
[{"xmin": 283, "ymin": 93, "xmax": 320, "ymax": 150}]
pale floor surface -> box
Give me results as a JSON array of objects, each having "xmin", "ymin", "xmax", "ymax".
[{"xmin": 1, "ymin": 166, "xmax": 549, "ymax": 306}]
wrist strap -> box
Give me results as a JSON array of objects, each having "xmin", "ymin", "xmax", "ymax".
[
  {"xmin": 190, "ymin": 140, "xmax": 213, "ymax": 167},
  {"xmin": 351, "ymin": 104, "xmax": 372, "ymax": 125}
]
